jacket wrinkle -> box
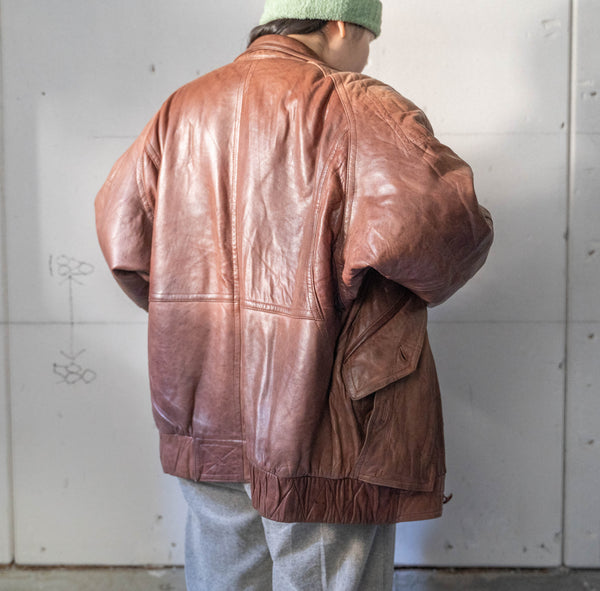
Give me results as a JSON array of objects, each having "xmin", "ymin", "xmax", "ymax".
[{"xmin": 95, "ymin": 35, "xmax": 493, "ymax": 524}]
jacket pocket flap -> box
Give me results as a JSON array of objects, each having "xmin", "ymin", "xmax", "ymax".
[{"xmin": 342, "ymin": 287, "xmax": 427, "ymax": 401}]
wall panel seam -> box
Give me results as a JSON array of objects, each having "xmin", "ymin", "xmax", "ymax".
[
  {"xmin": 561, "ymin": 0, "xmax": 577, "ymax": 568},
  {"xmin": 0, "ymin": 0, "xmax": 16, "ymax": 564}
]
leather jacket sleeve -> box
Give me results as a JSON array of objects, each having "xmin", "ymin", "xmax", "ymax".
[
  {"xmin": 94, "ymin": 117, "xmax": 159, "ymax": 311},
  {"xmin": 341, "ymin": 81, "xmax": 493, "ymax": 306}
]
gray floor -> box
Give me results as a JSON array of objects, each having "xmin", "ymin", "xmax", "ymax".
[
  {"xmin": 394, "ymin": 568, "xmax": 600, "ymax": 590},
  {"xmin": 0, "ymin": 567, "xmax": 599, "ymax": 590}
]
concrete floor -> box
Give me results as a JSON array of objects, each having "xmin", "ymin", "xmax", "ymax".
[
  {"xmin": 394, "ymin": 568, "xmax": 600, "ymax": 590},
  {"xmin": 0, "ymin": 567, "xmax": 599, "ymax": 590}
]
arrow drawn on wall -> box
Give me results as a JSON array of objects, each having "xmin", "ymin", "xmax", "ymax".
[{"xmin": 49, "ymin": 254, "xmax": 97, "ymax": 385}]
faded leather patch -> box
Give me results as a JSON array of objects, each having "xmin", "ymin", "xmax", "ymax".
[{"xmin": 341, "ymin": 274, "xmax": 427, "ymax": 401}]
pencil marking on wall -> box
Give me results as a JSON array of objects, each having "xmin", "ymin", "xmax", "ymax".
[{"xmin": 50, "ymin": 255, "xmax": 97, "ymax": 385}]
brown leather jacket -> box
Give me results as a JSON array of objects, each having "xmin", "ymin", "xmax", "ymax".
[{"xmin": 95, "ymin": 35, "xmax": 493, "ymax": 524}]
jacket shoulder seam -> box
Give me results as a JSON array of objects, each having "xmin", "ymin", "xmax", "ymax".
[{"xmin": 327, "ymin": 74, "xmax": 357, "ymax": 247}]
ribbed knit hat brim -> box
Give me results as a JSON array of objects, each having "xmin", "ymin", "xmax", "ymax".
[{"xmin": 259, "ymin": 0, "xmax": 383, "ymax": 37}]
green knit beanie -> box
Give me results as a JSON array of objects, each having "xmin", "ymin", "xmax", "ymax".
[{"xmin": 260, "ymin": 0, "xmax": 383, "ymax": 38}]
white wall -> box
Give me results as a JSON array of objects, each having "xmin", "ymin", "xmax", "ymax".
[{"xmin": 0, "ymin": 0, "xmax": 598, "ymax": 568}]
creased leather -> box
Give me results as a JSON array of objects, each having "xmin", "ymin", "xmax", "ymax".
[{"xmin": 95, "ymin": 35, "xmax": 493, "ymax": 524}]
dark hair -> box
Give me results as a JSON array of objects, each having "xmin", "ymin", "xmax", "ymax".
[{"xmin": 248, "ymin": 18, "xmax": 328, "ymax": 47}]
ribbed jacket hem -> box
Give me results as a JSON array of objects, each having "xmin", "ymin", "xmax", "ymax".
[
  {"xmin": 248, "ymin": 464, "xmax": 444, "ymax": 524},
  {"xmin": 159, "ymin": 433, "xmax": 445, "ymax": 524}
]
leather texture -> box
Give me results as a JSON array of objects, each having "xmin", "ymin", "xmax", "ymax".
[{"xmin": 95, "ymin": 35, "xmax": 493, "ymax": 524}]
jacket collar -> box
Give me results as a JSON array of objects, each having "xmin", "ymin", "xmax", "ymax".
[{"xmin": 236, "ymin": 35, "xmax": 324, "ymax": 66}]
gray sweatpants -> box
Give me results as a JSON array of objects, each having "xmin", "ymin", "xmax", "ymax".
[{"xmin": 178, "ymin": 478, "xmax": 396, "ymax": 591}]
